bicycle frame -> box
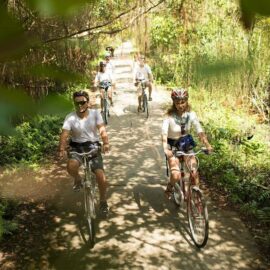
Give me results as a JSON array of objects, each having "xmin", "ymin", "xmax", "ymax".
[
  {"xmin": 174, "ymin": 149, "xmax": 202, "ymax": 197},
  {"xmin": 69, "ymin": 147, "xmax": 100, "ymax": 247},
  {"xmin": 99, "ymin": 82, "xmax": 111, "ymax": 124}
]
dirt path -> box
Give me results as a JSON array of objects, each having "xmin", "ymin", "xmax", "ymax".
[{"xmin": 0, "ymin": 42, "xmax": 268, "ymax": 270}]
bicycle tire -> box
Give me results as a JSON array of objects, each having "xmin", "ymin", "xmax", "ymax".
[
  {"xmin": 187, "ymin": 187, "xmax": 209, "ymax": 248},
  {"xmin": 84, "ymin": 187, "xmax": 96, "ymax": 248}
]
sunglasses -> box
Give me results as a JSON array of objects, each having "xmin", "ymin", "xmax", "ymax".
[{"xmin": 74, "ymin": 100, "xmax": 87, "ymax": 106}]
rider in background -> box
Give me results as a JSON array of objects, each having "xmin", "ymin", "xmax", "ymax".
[
  {"xmin": 134, "ymin": 55, "xmax": 154, "ymax": 111},
  {"xmin": 59, "ymin": 90, "xmax": 110, "ymax": 214},
  {"xmin": 104, "ymin": 52, "xmax": 116, "ymax": 94},
  {"xmin": 94, "ymin": 61, "xmax": 114, "ymax": 112},
  {"xmin": 161, "ymin": 88, "xmax": 213, "ymax": 198}
]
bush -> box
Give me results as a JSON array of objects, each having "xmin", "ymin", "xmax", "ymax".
[{"xmin": 0, "ymin": 115, "xmax": 63, "ymax": 165}]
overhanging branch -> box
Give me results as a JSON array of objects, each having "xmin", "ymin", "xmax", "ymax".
[
  {"xmin": 88, "ymin": 0, "xmax": 166, "ymax": 36},
  {"xmin": 44, "ymin": 4, "xmax": 138, "ymax": 43},
  {"xmin": 44, "ymin": 0, "xmax": 165, "ymax": 43}
]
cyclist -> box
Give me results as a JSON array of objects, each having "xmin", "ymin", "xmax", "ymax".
[
  {"xmin": 134, "ymin": 55, "xmax": 153, "ymax": 112},
  {"xmin": 59, "ymin": 90, "xmax": 110, "ymax": 214},
  {"xmin": 106, "ymin": 46, "xmax": 114, "ymax": 57},
  {"xmin": 161, "ymin": 88, "xmax": 213, "ymax": 198},
  {"xmin": 94, "ymin": 61, "xmax": 114, "ymax": 111},
  {"xmin": 104, "ymin": 53, "xmax": 116, "ymax": 94}
]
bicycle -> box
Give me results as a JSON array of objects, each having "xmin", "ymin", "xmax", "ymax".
[
  {"xmin": 168, "ymin": 148, "xmax": 209, "ymax": 248},
  {"xmin": 69, "ymin": 145, "xmax": 100, "ymax": 248},
  {"xmin": 99, "ymin": 80, "xmax": 112, "ymax": 125},
  {"xmin": 137, "ymin": 78, "xmax": 149, "ymax": 118}
]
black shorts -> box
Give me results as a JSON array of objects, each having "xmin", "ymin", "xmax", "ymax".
[{"xmin": 68, "ymin": 141, "xmax": 104, "ymax": 172}]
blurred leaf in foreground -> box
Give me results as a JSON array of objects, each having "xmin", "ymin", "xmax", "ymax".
[
  {"xmin": 193, "ymin": 58, "xmax": 249, "ymax": 79},
  {"xmin": 240, "ymin": 0, "xmax": 270, "ymax": 30},
  {"xmin": 25, "ymin": 0, "xmax": 93, "ymax": 17},
  {"xmin": 28, "ymin": 64, "xmax": 85, "ymax": 83},
  {"xmin": 0, "ymin": 86, "xmax": 35, "ymax": 134},
  {"xmin": 0, "ymin": 86, "xmax": 72, "ymax": 135},
  {"xmin": 38, "ymin": 95, "xmax": 72, "ymax": 116},
  {"xmin": 0, "ymin": 9, "xmax": 35, "ymax": 62}
]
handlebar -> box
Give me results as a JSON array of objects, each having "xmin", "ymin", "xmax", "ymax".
[
  {"xmin": 173, "ymin": 147, "xmax": 210, "ymax": 157},
  {"xmin": 69, "ymin": 146, "xmax": 100, "ymax": 157}
]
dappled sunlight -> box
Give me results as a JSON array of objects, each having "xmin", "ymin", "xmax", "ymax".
[{"xmin": 0, "ymin": 42, "xmax": 267, "ymax": 270}]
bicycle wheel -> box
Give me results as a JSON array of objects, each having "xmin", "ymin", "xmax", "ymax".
[
  {"xmin": 187, "ymin": 187, "xmax": 209, "ymax": 248},
  {"xmin": 84, "ymin": 187, "xmax": 96, "ymax": 248},
  {"xmin": 143, "ymin": 93, "xmax": 149, "ymax": 118}
]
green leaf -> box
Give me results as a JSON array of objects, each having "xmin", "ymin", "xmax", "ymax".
[
  {"xmin": 38, "ymin": 95, "xmax": 73, "ymax": 116},
  {"xmin": 28, "ymin": 64, "xmax": 85, "ymax": 83},
  {"xmin": 0, "ymin": 10, "xmax": 35, "ymax": 62},
  {"xmin": 25, "ymin": 0, "xmax": 94, "ymax": 17}
]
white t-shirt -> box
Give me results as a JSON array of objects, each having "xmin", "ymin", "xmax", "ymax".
[
  {"xmin": 134, "ymin": 64, "xmax": 152, "ymax": 82},
  {"xmin": 105, "ymin": 60, "xmax": 114, "ymax": 76},
  {"xmin": 94, "ymin": 71, "xmax": 113, "ymax": 86},
  {"xmin": 62, "ymin": 109, "xmax": 103, "ymax": 143},
  {"xmin": 162, "ymin": 111, "xmax": 203, "ymax": 139}
]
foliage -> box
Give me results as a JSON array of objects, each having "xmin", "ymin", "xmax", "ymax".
[
  {"xmin": 188, "ymin": 87, "xmax": 270, "ymax": 252},
  {"xmin": 149, "ymin": 0, "xmax": 270, "ymax": 122},
  {"xmin": 0, "ymin": 115, "xmax": 63, "ymax": 166},
  {"xmin": 0, "ymin": 199, "xmax": 18, "ymax": 241}
]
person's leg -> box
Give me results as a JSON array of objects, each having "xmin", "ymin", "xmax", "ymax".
[
  {"xmin": 137, "ymin": 86, "xmax": 142, "ymax": 111},
  {"xmin": 67, "ymin": 159, "xmax": 82, "ymax": 190},
  {"xmin": 95, "ymin": 169, "xmax": 107, "ymax": 202},
  {"xmin": 147, "ymin": 82, "xmax": 153, "ymax": 101},
  {"xmin": 91, "ymin": 153, "xmax": 108, "ymax": 213},
  {"xmin": 165, "ymin": 157, "xmax": 180, "ymax": 197},
  {"xmin": 108, "ymin": 87, "xmax": 113, "ymax": 106},
  {"xmin": 185, "ymin": 156, "xmax": 199, "ymax": 185},
  {"xmin": 100, "ymin": 89, "xmax": 105, "ymax": 111}
]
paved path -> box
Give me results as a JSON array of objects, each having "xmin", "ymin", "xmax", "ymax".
[{"xmin": 0, "ymin": 41, "xmax": 268, "ymax": 270}]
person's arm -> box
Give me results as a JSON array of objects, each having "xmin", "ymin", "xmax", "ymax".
[
  {"xmin": 191, "ymin": 112, "xmax": 213, "ymax": 152},
  {"xmin": 162, "ymin": 118, "xmax": 173, "ymax": 158},
  {"xmin": 162, "ymin": 134, "xmax": 173, "ymax": 159},
  {"xmin": 94, "ymin": 73, "xmax": 99, "ymax": 87},
  {"xmin": 97, "ymin": 124, "xmax": 109, "ymax": 153},
  {"xmin": 59, "ymin": 129, "xmax": 70, "ymax": 158},
  {"xmin": 146, "ymin": 65, "xmax": 153, "ymax": 82},
  {"xmin": 198, "ymin": 132, "xmax": 213, "ymax": 152}
]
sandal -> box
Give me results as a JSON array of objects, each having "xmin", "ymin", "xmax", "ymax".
[{"xmin": 165, "ymin": 182, "xmax": 174, "ymax": 199}]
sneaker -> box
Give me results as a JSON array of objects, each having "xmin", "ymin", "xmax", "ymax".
[
  {"xmin": 99, "ymin": 201, "xmax": 109, "ymax": 215},
  {"xmin": 149, "ymin": 97, "xmax": 152, "ymax": 101},
  {"xmin": 164, "ymin": 182, "xmax": 174, "ymax": 199},
  {"xmin": 73, "ymin": 181, "xmax": 83, "ymax": 192}
]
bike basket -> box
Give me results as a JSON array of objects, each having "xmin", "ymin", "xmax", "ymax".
[{"xmin": 176, "ymin": 134, "xmax": 196, "ymax": 152}]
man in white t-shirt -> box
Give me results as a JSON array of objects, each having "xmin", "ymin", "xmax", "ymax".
[
  {"xmin": 59, "ymin": 90, "xmax": 110, "ymax": 214},
  {"xmin": 104, "ymin": 53, "xmax": 116, "ymax": 94},
  {"xmin": 134, "ymin": 55, "xmax": 154, "ymax": 111}
]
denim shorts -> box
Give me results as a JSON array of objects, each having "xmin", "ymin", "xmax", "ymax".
[{"xmin": 69, "ymin": 150, "xmax": 104, "ymax": 172}]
